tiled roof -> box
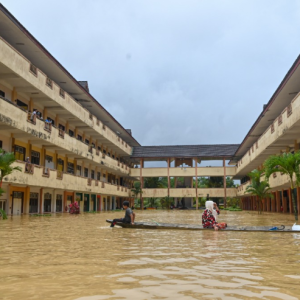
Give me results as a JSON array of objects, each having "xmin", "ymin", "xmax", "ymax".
[{"xmin": 131, "ymin": 144, "xmax": 240, "ymax": 159}]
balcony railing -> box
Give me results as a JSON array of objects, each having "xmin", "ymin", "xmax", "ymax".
[
  {"xmin": 44, "ymin": 121, "xmax": 52, "ymax": 132},
  {"xmin": 58, "ymin": 129, "xmax": 65, "ymax": 138},
  {"xmin": 57, "ymin": 170, "xmax": 63, "ymax": 180},
  {"xmin": 43, "ymin": 167, "xmax": 50, "ymax": 177},
  {"xmin": 87, "ymin": 178, "xmax": 92, "ymax": 186},
  {"xmin": 27, "ymin": 112, "xmax": 36, "ymax": 125},
  {"xmin": 25, "ymin": 163, "xmax": 34, "ymax": 174}
]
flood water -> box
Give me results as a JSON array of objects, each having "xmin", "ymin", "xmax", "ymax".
[{"xmin": 0, "ymin": 210, "xmax": 300, "ymax": 300}]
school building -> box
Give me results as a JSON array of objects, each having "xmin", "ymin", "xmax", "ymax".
[{"xmin": 0, "ymin": 4, "xmax": 300, "ymax": 216}]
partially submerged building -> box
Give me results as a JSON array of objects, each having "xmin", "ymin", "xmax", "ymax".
[{"xmin": 0, "ymin": 4, "xmax": 300, "ymax": 215}]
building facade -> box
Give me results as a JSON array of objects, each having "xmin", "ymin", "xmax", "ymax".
[{"xmin": 1, "ymin": 4, "xmax": 300, "ymax": 216}]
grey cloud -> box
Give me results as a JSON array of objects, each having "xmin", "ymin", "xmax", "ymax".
[{"xmin": 3, "ymin": 0, "xmax": 300, "ymax": 146}]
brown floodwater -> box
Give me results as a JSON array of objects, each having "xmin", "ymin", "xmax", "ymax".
[{"xmin": 0, "ymin": 210, "xmax": 300, "ymax": 300}]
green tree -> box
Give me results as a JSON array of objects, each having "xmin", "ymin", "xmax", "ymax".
[
  {"xmin": 245, "ymin": 169, "xmax": 273, "ymax": 214},
  {"xmin": 131, "ymin": 181, "xmax": 143, "ymax": 209},
  {"xmin": 264, "ymin": 152, "xmax": 300, "ymax": 221},
  {"xmin": 0, "ymin": 149, "xmax": 22, "ymax": 219}
]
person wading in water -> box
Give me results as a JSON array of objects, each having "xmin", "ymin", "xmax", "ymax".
[{"xmin": 110, "ymin": 201, "xmax": 135, "ymax": 227}]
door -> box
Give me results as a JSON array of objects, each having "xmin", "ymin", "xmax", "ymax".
[
  {"xmin": 44, "ymin": 193, "xmax": 52, "ymax": 213},
  {"xmin": 84, "ymin": 194, "xmax": 90, "ymax": 212},
  {"xmin": 12, "ymin": 192, "xmax": 23, "ymax": 215},
  {"xmin": 67, "ymin": 195, "xmax": 73, "ymax": 207},
  {"xmin": 91, "ymin": 194, "xmax": 96, "ymax": 211},
  {"xmin": 29, "ymin": 193, "xmax": 38, "ymax": 213}
]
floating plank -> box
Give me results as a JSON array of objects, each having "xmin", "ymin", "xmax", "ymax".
[{"xmin": 106, "ymin": 220, "xmax": 298, "ymax": 232}]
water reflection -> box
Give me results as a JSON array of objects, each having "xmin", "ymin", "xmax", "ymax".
[{"xmin": 0, "ymin": 211, "xmax": 299, "ymax": 300}]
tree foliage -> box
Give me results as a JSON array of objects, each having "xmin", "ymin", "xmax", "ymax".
[
  {"xmin": 245, "ymin": 169, "xmax": 273, "ymax": 214},
  {"xmin": 264, "ymin": 152, "xmax": 300, "ymax": 221},
  {"xmin": 0, "ymin": 149, "xmax": 22, "ymax": 193}
]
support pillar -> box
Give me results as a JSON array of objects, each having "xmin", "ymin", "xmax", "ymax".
[
  {"xmin": 276, "ymin": 191, "xmax": 281, "ymax": 212},
  {"xmin": 195, "ymin": 158, "xmax": 198, "ymax": 210},
  {"xmin": 297, "ymin": 187, "xmax": 300, "ymax": 216},
  {"xmin": 140, "ymin": 159, "xmax": 144, "ymax": 210},
  {"xmin": 39, "ymin": 188, "xmax": 44, "ymax": 214},
  {"xmin": 223, "ymin": 158, "xmax": 227, "ymax": 208},
  {"xmin": 288, "ymin": 188, "xmax": 293, "ymax": 214}
]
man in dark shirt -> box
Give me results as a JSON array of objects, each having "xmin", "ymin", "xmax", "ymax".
[{"xmin": 110, "ymin": 201, "xmax": 135, "ymax": 227}]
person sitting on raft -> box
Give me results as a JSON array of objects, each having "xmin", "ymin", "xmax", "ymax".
[
  {"xmin": 202, "ymin": 200, "xmax": 227, "ymax": 231},
  {"xmin": 110, "ymin": 201, "xmax": 135, "ymax": 227}
]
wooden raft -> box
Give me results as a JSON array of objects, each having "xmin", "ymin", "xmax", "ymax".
[{"xmin": 106, "ymin": 220, "xmax": 299, "ymax": 232}]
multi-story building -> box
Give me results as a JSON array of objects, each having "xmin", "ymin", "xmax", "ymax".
[
  {"xmin": 1, "ymin": 4, "xmax": 300, "ymax": 216},
  {"xmin": 0, "ymin": 5, "xmax": 138, "ymax": 215}
]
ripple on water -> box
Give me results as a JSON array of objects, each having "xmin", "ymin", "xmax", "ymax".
[{"xmin": 0, "ymin": 210, "xmax": 299, "ymax": 300}]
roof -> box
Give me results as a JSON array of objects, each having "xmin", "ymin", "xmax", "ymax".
[
  {"xmin": 131, "ymin": 144, "xmax": 240, "ymax": 160},
  {"xmin": 232, "ymin": 54, "xmax": 300, "ymax": 161},
  {"xmin": 0, "ymin": 4, "xmax": 140, "ymax": 147}
]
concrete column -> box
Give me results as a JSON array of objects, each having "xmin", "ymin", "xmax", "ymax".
[
  {"xmin": 140, "ymin": 158, "xmax": 144, "ymax": 210},
  {"xmin": 297, "ymin": 187, "xmax": 300, "ymax": 215},
  {"xmin": 5, "ymin": 184, "xmax": 11, "ymax": 215},
  {"xmin": 223, "ymin": 158, "xmax": 227, "ymax": 208},
  {"xmin": 288, "ymin": 188, "xmax": 293, "ymax": 214},
  {"xmin": 282, "ymin": 189, "xmax": 287, "ymax": 213},
  {"xmin": 52, "ymin": 189, "xmax": 56, "ymax": 212},
  {"xmin": 267, "ymin": 197, "xmax": 271, "ymax": 212},
  {"xmin": 24, "ymin": 186, "xmax": 30, "ymax": 214},
  {"xmin": 195, "ymin": 158, "xmax": 198, "ymax": 210},
  {"xmin": 167, "ymin": 158, "xmax": 170, "ymax": 197},
  {"xmin": 39, "ymin": 188, "xmax": 44, "ymax": 214},
  {"xmin": 276, "ymin": 191, "xmax": 281, "ymax": 212}
]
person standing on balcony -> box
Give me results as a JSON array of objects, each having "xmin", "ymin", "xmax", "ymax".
[
  {"xmin": 110, "ymin": 201, "xmax": 135, "ymax": 227},
  {"xmin": 30, "ymin": 109, "xmax": 37, "ymax": 122},
  {"xmin": 202, "ymin": 200, "xmax": 227, "ymax": 231}
]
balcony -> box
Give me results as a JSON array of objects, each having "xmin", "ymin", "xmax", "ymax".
[
  {"xmin": 130, "ymin": 167, "xmax": 236, "ymax": 177},
  {"xmin": 3, "ymin": 161, "xmax": 131, "ymax": 197},
  {"xmin": 236, "ymin": 92, "xmax": 300, "ymax": 177},
  {"xmin": 141, "ymin": 188, "xmax": 236, "ymax": 198},
  {"xmin": 0, "ymin": 97, "xmax": 131, "ymax": 176},
  {"xmin": 0, "ymin": 36, "xmax": 132, "ymax": 156}
]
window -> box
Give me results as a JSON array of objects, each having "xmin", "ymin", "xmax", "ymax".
[
  {"xmin": 92, "ymin": 143, "xmax": 95, "ymax": 148},
  {"xmin": 84, "ymin": 168, "xmax": 88, "ymax": 178},
  {"xmin": 77, "ymin": 135, "xmax": 82, "ymax": 141},
  {"xmin": 112, "ymin": 155, "xmax": 115, "ymax": 159},
  {"xmin": 14, "ymin": 145, "xmax": 26, "ymax": 161},
  {"xmin": 69, "ymin": 130, "xmax": 74, "ymax": 137},
  {"xmin": 107, "ymin": 152, "xmax": 111, "ymax": 157},
  {"xmin": 98, "ymin": 146, "xmax": 101, "ymax": 151},
  {"xmin": 31, "ymin": 151, "xmax": 40, "ymax": 165},
  {"xmin": 91, "ymin": 170, "xmax": 95, "ymax": 179},
  {"xmin": 77, "ymin": 165, "xmax": 81, "ymax": 176},
  {"xmin": 103, "ymin": 149, "xmax": 106, "ymax": 154},
  {"xmin": 29, "ymin": 192, "xmax": 38, "ymax": 213},
  {"xmin": 0, "ymin": 140, "xmax": 2, "ymax": 149},
  {"xmin": 67, "ymin": 162, "xmax": 74, "ymax": 174},
  {"xmin": 16, "ymin": 99, "xmax": 28, "ymax": 111},
  {"xmin": 97, "ymin": 172, "xmax": 101, "ymax": 180},
  {"xmin": 44, "ymin": 193, "xmax": 51, "ymax": 213},
  {"xmin": 56, "ymin": 195, "xmax": 62, "ymax": 212},
  {"xmin": 0, "ymin": 90, "xmax": 5, "ymax": 97},
  {"xmin": 85, "ymin": 139, "xmax": 89, "ymax": 145}
]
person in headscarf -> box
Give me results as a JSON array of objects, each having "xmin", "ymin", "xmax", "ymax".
[
  {"xmin": 202, "ymin": 200, "xmax": 227, "ymax": 230},
  {"xmin": 212, "ymin": 202, "xmax": 220, "ymax": 221}
]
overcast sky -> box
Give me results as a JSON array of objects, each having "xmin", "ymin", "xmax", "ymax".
[{"xmin": 3, "ymin": 0, "xmax": 300, "ymax": 146}]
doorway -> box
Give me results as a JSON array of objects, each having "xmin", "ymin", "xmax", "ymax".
[
  {"xmin": 12, "ymin": 191, "xmax": 24, "ymax": 215},
  {"xmin": 84, "ymin": 194, "xmax": 90, "ymax": 212}
]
